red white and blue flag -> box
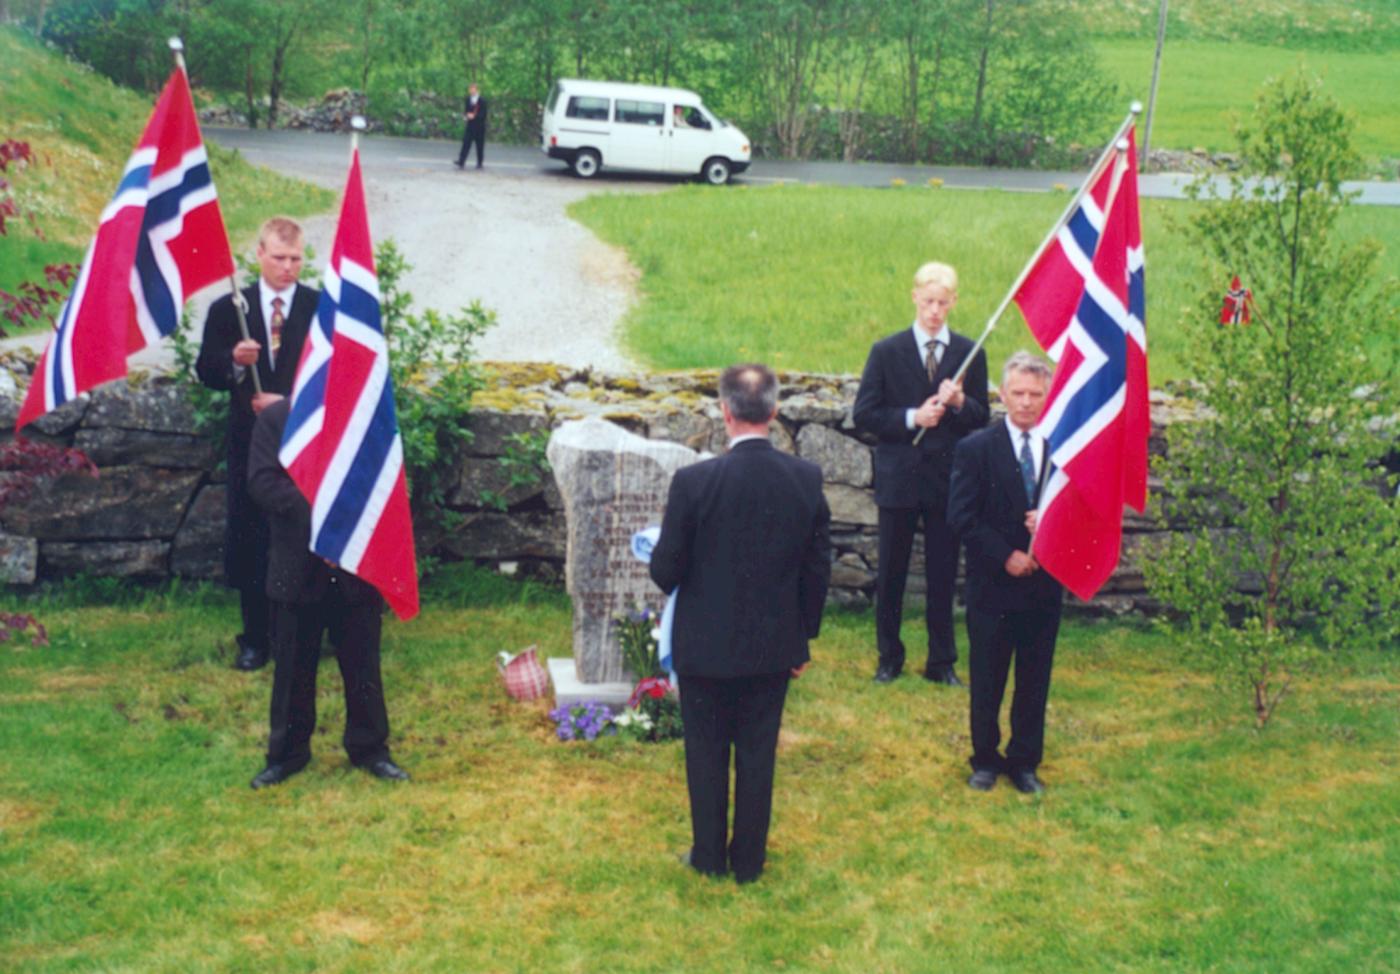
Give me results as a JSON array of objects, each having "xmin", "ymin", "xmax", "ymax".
[
  {"xmin": 17, "ymin": 67, "xmax": 233, "ymax": 431},
  {"xmin": 1014, "ymin": 128, "xmax": 1148, "ymax": 601},
  {"xmin": 278, "ymin": 148, "xmax": 419, "ymax": 620}
]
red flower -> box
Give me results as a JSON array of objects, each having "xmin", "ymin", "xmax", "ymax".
[{"xmin": 628, "ymin": 676, "xmax": 672, "ymax": 708}]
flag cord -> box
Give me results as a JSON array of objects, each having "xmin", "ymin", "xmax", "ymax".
[{"xmin": 912, "ymin": 106, "xmax": 1139, "ymax": 445}]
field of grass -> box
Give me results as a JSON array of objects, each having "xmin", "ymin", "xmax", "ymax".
[
  {"xmin": 0, "ymin": 27, "xmax": 333, "ymax": 333},
  {"xmin": 2, "ymin": 567, "xmax": 1398, "ymax": 971},
  {"xmin": 1095, "ymin": 38, "xmax": 1400, "ymax": 166},
  {"xmin": 571, "ymin": 184, "xmax": 1400, "ymax": 383}
]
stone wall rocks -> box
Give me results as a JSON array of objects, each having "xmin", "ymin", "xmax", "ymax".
[{"xmin": 0, "ymin": 364, "xmax": 1232, "ymax": 618}]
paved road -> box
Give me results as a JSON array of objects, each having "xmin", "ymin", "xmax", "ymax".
[{"xmin": 207, "ymin": 127, "xmax": 1400, "ymax": 206}]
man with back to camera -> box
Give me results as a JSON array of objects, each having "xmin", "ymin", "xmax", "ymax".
[
  {"xmin": 197, "ymin": 217, "xmax": 318, "ymax": 672},
  {"xmin": 649, "ymin": 364, "xmax": 832, "ymax": 884},
  {"xmin": 947, "ymin": 351, "xmax": 1064, "ymax": 795},
  {"xmin": 853, "ymin": 262, "xmax": 989, "ymax": 687},
  {"xmin": 454, "ymin": 82, "xmax": 488, "ymax": 170}
]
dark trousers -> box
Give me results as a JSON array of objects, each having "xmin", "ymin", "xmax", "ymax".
[
  {"xmin": 875, "ymin": 503, "xmax": 959, "ymax": 674},
  {"xmin": 679, "ymin": 672, "xmax": 791, "ymax": 882},
  {"xmin": 967, "ymin": 606, "xmax": 1060, "ymax": 773},
  {"xmin": 238, "ymin": 583, "xmax": 270, "ymax": 652},
  {"xmin": 266, "ymin": 579, "xmax": 390, "ymax": 769},
  {"xmin": 457, "ymin": 127, "xmax": 485, "ymax": 167}
]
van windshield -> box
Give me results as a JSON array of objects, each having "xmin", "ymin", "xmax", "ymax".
[{"xmin": 696, "ymin": 104, "xmax": 727, "ymax": 128}]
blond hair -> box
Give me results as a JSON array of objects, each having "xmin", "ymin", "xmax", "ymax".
[
  {"xmin": 258, "ymin": 216, "xmax": 303, "ymax": 247},
  {"xmin": 912, "ymin": 261, "xmax": 958, "ymax": 293}
]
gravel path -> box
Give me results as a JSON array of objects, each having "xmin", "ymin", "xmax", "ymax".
[{"xmin": 4, "ymin": 140, "xmax": 657, "ymax": 374}]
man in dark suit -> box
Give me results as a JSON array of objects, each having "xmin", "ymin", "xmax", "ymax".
[
  {"xmin": 947, "ymin": 351, "xmax": 1063, "ymax": 795},
  {"xmin": 650, "ymin": 364, "xmax": 831, "ymax": 884},
  {"xmin": 244, "ymin": 396, "xmax": 409, "ymax": 789},
  {"xmin": 853, "ymin": 262, "xmax": 988, "ymax": 686},
  {"xmin": 197, "ymin": 217, "xmax": 319, "ymax": 671},
  {"xmin": 454, "ymin": 83, "xmax": 488, "ymax": 170}
]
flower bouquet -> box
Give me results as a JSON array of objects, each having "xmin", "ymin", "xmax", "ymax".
[
  {"xmin": 613, "ymin": 609, "xmax": 683, "ymax": 743},
  {"xmin": 548, "ymin": 701, "xmax": 615, "ymax": 741}
]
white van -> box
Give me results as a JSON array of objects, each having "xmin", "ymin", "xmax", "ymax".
[{"xmin": 541, "ymin": 79, "xmax": 751, "ymax": 185}]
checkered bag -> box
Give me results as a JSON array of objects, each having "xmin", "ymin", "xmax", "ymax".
[{"xmin": 497, "ymin": 646, "xmax": 550, "ymax": 701}]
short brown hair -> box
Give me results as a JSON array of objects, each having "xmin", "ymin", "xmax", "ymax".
[
  {"xmin": 719, "ymin": 363, "xmax": 778, "ymax": 423},
  {"xmin": 258, "ymin": 216, "xmax": 303, "ymax": 248}
]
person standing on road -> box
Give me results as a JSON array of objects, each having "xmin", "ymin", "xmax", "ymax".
[
  {"xmin": 454, "ymin": 83, "xmax": 488, "ymax": 170},
  {"xmin": 196, "ymin": 217, "xmax": 318, "ymax": 672},
  {"xmin": 853, "ymin": 261, "xmax": 989, "ymax": 687}
]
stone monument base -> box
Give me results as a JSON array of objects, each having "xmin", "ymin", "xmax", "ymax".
[{"xmin": 548, "ymin": 657, "xmax": 634, "ymax": 709}]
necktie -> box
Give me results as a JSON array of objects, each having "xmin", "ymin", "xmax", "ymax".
[
  {"xmin": 1019, "ymin": 431, "xmax": 1038, "ymax": 506},
  {"xmin": 270, "ymin": 296, "xmax": 285, "ymax": 365},
  {"xmin": 926, "ymin": 339, "xmax": 941, "ymax": 383}
]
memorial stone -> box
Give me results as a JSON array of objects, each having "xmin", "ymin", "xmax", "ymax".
[{"xmin": 547, "ymin": 418, "xmax": 703, "ymax": 683}]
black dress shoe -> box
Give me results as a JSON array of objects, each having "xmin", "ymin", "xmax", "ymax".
[
  {"xmin": 233, "ymin": 637, "xmax": 269, "ymax": 672},
  {"xmin": 1009, "ymin": 769, "xmax": 1046, "ymax": 794},
  {"xmin": 452, "ymin": 159, "xmax": 464, "ymax": 169},
  {"xmin": 250, "ymin": 761, "xmax": 305, "ymax": 790},
  {"xmin": 873, "ymin": 664, "xmax": 901, "ymax": 684},
  {"xmin": 680, "ymin": 848, "xmax": 728, "ymax": 877},
  {"xmin": 923, "ymin": 666, "xmax": 965, "ymax": 687},
  {"xmin": 967, "ymin": 768, "xmax": 999, "ymax": 791},
  {"xmin": 361, "ymin": 758, "xmax": 410, "ymax": 782}
]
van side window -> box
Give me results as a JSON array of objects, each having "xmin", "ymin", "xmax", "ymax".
[
  {"xmin": 615, "ymin": 99, "xmax": 665, "ymax": 126},
  {"xmin": 566, "ymin": 96, "xmax": 610, "ymax": 121}
]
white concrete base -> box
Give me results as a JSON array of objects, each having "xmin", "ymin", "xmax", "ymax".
[{"xmin": 548, "ymin": 657, "xmax": 634, "ymax": 709}]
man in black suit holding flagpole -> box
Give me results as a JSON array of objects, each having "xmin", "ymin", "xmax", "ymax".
[
  {"xmin": 854, "ymin": 262, "xmax": 988, "ymax": 686},
  {"xmin": 197, "ymin": 217, "xmax": 318, "ymax": 672},
  {"xmin": 650, "ymin": 364, "xmax": 831, "ymax": 884},
  {"xmin": 947, "ymin": 351, "xmax": 1064, "ymax": 794}
]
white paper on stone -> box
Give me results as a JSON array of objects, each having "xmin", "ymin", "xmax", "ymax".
[{"xmin": 547, "ymin": 417, "xmax": 705, "ymax": 683}]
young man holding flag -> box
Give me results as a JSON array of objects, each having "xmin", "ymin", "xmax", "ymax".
[
  {"xmin": 197, "ymin": 218, "xmax": 319, "ymax": 672},
  {"xmin": 244, "ymin": 128, "xmax": 418, "ymax": 790}
]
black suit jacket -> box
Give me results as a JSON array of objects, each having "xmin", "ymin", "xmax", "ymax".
[
  {"xmin": 947, "ymin": 424, "xmax": 1063, "ymax": 614},
  {"xmin": 196, "ymin": 282, "xmax": 318, "ymax": 580},
  {"xmin": 853, "ymin": 327, "xmax": 989, "ymax": 509},
  {"xmin": 465, "ymin": 95, "xmax": 488, "ymax": 132},
  {"xmin": 650, "ymin": 439, "xmax": 832, "ymax": 679},
  {"xmin": 246, "ymin": 397, "xmax": 382, "ymax": 608}
]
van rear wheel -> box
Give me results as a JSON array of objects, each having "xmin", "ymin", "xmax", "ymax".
[
  {"xmin": 572, "ymin": 149, "xmax": 601, "ymax": 179},
  {"xmin": 702, "ymin": 157, "xmax": 732, "ymax": 185}
]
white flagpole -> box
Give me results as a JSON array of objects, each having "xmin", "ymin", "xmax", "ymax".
[
  {"xmin": 913, "ymin": 103, "xmax": 1141, "ymax": 445},
  {"xmin": 170, "ymin": 34, "xmax": 265, "ymax": 396}
]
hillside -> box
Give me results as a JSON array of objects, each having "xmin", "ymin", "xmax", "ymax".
[{"xmin": 0, "ymin": 26, "xmax": 332, "ymax": 323}]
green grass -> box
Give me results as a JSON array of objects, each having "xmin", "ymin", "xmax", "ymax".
[
  {"xmin": 3, "ymin": 567, "xmax": 1399, "ymax": 972},
  {"xmin": 0, "ymin": 26, "xmax": 333, "ymax": 334},
  {"xmin": 1095, "ymin": 38, "xmax": 1400, "ymax": 166},
  {"xmin": 571, "ymin": 184, "xmax": 1400, "ymax": 383}
]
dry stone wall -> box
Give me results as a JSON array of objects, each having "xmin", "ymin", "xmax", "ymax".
[{"xmin": 0, "ymin": 358, "xmax": 1188, "ymax": 615}]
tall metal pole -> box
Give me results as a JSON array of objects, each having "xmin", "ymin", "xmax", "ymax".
[
  {"xmin": 1141, "ymin": 0, "xmax": 1169, "ymax": 170},
  {"xmin": 912, "ymin": 105, "xmax": 1141, "ymax": 444}
]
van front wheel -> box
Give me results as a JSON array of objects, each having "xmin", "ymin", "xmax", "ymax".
[
  {"xmin": 572, "ymin": 150, "xmax": 601, "ymax": 179},
  {"xmin": 702, "ymin": 157, "xmax": 732, "ymax": 185}
]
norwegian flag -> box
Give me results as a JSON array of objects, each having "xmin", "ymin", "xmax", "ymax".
[
  {"xmin": 278, "ymin": 148, "xmax": 419, "ymax": 620},
  {"xmin": 17, "ymin": 67, "xmax": 233, "ymax": 431},
  {"xmin": 1220, "ymin": 275, "xmax": 1252, "ymax": 325},
  {"xmin": 1014, "ymin": 129, "xmax": 1148, "ymax": 601}
]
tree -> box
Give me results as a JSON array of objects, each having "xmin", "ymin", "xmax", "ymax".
[{"xmin": 1146, "ymin": 71, "xmax": 1400, "ymax": 727}]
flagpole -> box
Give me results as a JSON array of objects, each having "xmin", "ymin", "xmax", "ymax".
[
  {"xmin": 170, "ymin": 35, "xmax": 264, "ymax": 396},
  {"xmin": 912, "ymin": 103, "xmax": 1140, "ymax": 445}
]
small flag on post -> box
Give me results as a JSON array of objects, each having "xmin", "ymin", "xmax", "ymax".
[
  {"xmin": 17, "ymin": 65, "xmax": 233, "ymax": 431},
  {"xmin": 278, "ymin": 137, "xmax": 420, "ymax": 620},
  {"xmin": 1219, "ymin": 275, "xmax": 1252, "ymax": 325},
  {"xmin": 1014, "ymin": 129, "xmax": 1149, "ymax": 601}
]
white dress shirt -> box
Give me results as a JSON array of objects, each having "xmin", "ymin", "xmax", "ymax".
[{"xmin": 906, "ymin": 320, "xmax": 951, "ymax": 430}]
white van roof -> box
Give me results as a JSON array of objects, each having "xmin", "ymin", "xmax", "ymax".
[{"xmin": 553, "ymin": 78, "xmax": 704, "ymax": 104}]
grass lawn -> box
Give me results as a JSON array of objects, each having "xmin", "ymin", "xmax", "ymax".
[
  {"xmin": 571, "ymin": 184, "xmax": 1400, "ymax": 383},
  {"xmin": 3, "ymin": 568, "xmax": 1398, "ymax": 972},
  {"xmin": 1095, "ymin": 38, "xmax": 1400, "ymax": 167},
  {"xmin": 0, "ymin": 27, "xmax": 334, "ymax": 335}
]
